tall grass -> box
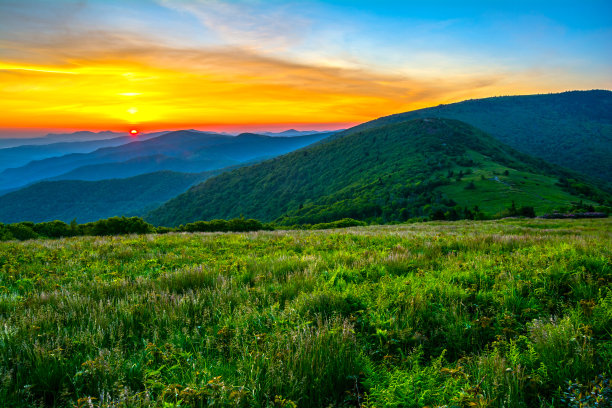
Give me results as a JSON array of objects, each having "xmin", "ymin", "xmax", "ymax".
[{"xmin": 0, "ymin": 219, "xmax": 610, "ymax": 407}]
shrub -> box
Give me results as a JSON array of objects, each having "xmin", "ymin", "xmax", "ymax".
[{"xmin": 6, "ymin": 222, "xmax": 38, "ymax": 240}]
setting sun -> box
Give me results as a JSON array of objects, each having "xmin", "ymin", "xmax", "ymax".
[{"xmin": 129, "ymin": 129, "xmax": 138, "ymax": 136}]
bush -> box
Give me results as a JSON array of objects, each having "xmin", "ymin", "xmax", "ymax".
[
  {"xmin": 6, "ymin": 222, "xmax": 38, "ymax": 241},
  {"xmin": 82, "ymin": 216, "xmax": 154, "ymax": 236},
  {"xmin": 180, "ymin": 218, "xmax": 267, "ymax": 233},
  {"xmin": 464, "ymin": 181, "xmax": 476, "ymax": 190},
  {"xmin": 0, "ymin": 223, "xmax": 15, "ymax": 241},
  {"xmin": 310, "ymin": 218, "xmax": 367, "ymax": 230},
  {"xmin": 32, "ymin": 220, "xmax": 73, "ymax": 238},
  {"xmin": 519, "ymin": 206, "xmax": 536, "ymax": 218}
]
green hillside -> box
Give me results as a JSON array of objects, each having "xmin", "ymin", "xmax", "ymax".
[
  {"xmin": 0, "ymin": 170, "xmax": 222, "ymax": 223},
  {"xmin": 351, "ymin": 90, "xmax": 612, "ymax": 182},
  {"xmin": 148, "ymin": 118, "xmax": 609, "ymax": 227}
]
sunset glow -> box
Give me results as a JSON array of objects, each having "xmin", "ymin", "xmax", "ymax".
[{"xmin": 0, "ymin": 0, "xmax": 610, "ymax": 136}]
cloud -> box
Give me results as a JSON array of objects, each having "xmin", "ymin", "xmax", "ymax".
[
  {"xmin": 2, "ymin": 0, "xmax": 601, "ymax": 132},
  {"xmin": 0, "ymin": 23, "xmax": 512, "ymax": 130},
  {"xmin": 157, "ymin": 0, "xmax": 311, "ymax": 52}
]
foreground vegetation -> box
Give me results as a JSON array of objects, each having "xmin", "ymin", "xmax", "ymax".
[{"xmin": 0, "ymin": 219, "xmax": 610, "ymax": 407}]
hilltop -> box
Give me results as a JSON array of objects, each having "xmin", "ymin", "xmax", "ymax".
[{"xmin": 351, "ymin": 90, "xmax": 612, "ymax": 182}]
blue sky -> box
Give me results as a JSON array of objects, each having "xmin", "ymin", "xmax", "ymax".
[{"xmin": 0, "ymin": 0, "xmax": 610, "ymax": 135}]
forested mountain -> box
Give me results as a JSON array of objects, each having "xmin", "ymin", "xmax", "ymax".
[
  {"xmin": 262, "ymin": 129, "xmax": 340, "ymax": 137},
  {"xmin": 350, "ymin": 90, "xmax": 612, "ymax": 182},
  {"xmin": 148, "ymin": 118, "xmax": 609, "ymax": 226},
  {"xmin": 0, "ymin": 170, "xmax": 222, "ymax": 223},
  {"xmin": 0, "ymin": 131, "xmax": 330, "ymax": 191},
  {"xmin": 45, "ymin": 154, "xmax": 239, "ymax": 182}
]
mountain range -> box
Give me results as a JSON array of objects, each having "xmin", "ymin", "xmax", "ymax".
[
  {"xmin": 0, "ymin": 131, "xmax": 128, "ymax": 149},
  {"xmin": 1, "ymin": 90, "xmax": 610, "ymax": 226},
  {"xmin": 0, "ymin": 132, "xmax": 331, "ymax": 222},
  {"xmin": 261, "ymin": 129, "xmax": 341, "ymax": 137},
  {"xmin": 0, "ymin": 131, "xmax": 330, "ymax": 191},
  {"xmin": 148, "ymin": 117, "xmax": 609, "ymax": 226},
  {"xmin": 0, "ymin": 132, "xmax": 166, "ymax": 172}
]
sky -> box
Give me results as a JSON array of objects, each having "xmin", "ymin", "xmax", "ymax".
[{"xmin": 0, "ymin": 0, "xmax": 611, "ymax": 137}]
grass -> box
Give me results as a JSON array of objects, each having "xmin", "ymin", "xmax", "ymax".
[
  {"xmin": 438, "ymin": 151, "xmax": 593, "ymax": 215},
  {"xmin": 0, "ymin": 218, "xmax": 610, "ymax": 407}
]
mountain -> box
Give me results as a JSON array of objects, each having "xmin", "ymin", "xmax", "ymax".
[
  {"xmin": 0, "ymin": 132, "xmax": 165, "ymax": 172},
  {"xmin": 44, "ymin": 154, "xmax": 238, "ymax": 182},
  {"xmin": 147, "ymin": 118, "xmax": 610, "ymax": 227},
  {"xmin": 350, "ymin": 90, "xmax": 612, "ymax": 182},
  {"xmin": 262, "ymin": 129, "xmax": 342, "ymax": 137},
  {"xmin": 0, "ymin": 170, "xmax": 221, "ymax": 223},
  {"xmin": 0, "ymin": 130, "xmax": 127, "ymax": 149},
  {"xmin": 0, "ymin": 131, "xmax": 330, "ymax": 191}
]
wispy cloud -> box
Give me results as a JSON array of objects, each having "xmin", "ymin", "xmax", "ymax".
[
  {"xmin": 158, "ymin": 0, "xmax": 311, "ymax": 52},
  {"xmin": 0, "ymin": 10, "xmax": 510, "ymax": 130}
]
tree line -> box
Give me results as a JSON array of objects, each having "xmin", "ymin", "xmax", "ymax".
[{"xmin": 0, "ymin": 200, "xmax": 608, "ymax": 242}]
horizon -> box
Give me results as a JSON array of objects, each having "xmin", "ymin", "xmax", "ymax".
[
  {"xmin": 1, "ymin": 89, "xmax": 610, "ymax": 139},
  {"xmin": 1, "ymin": 0, "xmax": 611, "ymax": 137},
  {"xmin": 0, "ymin": 121, "xmax": 353, "ymax": 139}
]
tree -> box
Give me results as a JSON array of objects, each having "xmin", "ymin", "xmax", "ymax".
[
  {"xmin": 509, "ymin": 201, "xmax": 517, "ymax": 216},
  {"xmin": 431, "ymin": 209, "xmax": 446, "ymax": 221},
  {"xmin": 519, "ymin": 206, "xmax": 536, "ymax": 218}
]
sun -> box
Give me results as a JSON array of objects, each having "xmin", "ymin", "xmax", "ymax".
[{"xmin": 130, "ymin": 129, "xmax": 139, "ymax": 136}]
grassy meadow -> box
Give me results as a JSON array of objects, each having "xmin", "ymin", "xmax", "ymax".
[{"xmin": 0, "ymin": 219, "xmax": 610, "ymax": 407}]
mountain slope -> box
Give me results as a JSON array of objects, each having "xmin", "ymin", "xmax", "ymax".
[
  {"xmin": 350, "ymin": 90, "xmax": 612, "ymax": 182},
  {"xmin": 147, "ymin": 118, "xmax": 609, "ymax": 226},
  {"xmin": 262, "ymin": 129, "xmax": 341, "ymax": 137},
  {"xmin": 0, "ymin": 131, "xmax": 330, "ymax": 190},
  {"xmin": 0, "ymin": 170, "xmax": 221, "ymax": 223},
  {"xmin": 46, "ymin": 154, "xmax": 239, "ymax": 182}
]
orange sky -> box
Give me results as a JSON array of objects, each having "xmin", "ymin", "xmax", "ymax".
[{"xmin": 1, "ymin": 0, "xmax": 610, "ymax": 136}]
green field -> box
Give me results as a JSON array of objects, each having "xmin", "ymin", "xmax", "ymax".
[{"xmin": 1, "ymin": 219, "xmax": 610, "ymax": 407}]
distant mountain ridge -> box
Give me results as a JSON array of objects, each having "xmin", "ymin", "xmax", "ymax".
[
  {"xmin": 0, "ymin": 130, "xmax": 331, "ymax": 191},
  {"xmin": 147, "ymin": 118, "xmax": 609, "ymax": 226},
  {"xmin": 0, "ymin": 131, "xmax": 334, "ymax": 223},
  {"xmin": 262, "ymin": 129, "xmax": 341, "ymax": 137},
  {"xmin": 0, "ymin": 132, "xmax": 165, "ymax": 172},
  {"xmin": 0, "ymin": 130, "xmax": 127, "ymax": 149},
  {"xmin": 350, "ymin": 90, "xmax": 612, "ymax": 182}
]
